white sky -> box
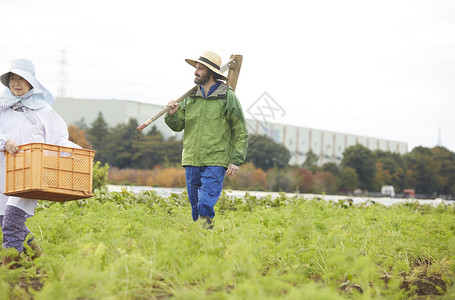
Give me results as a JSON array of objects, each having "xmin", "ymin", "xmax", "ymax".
[{"xmin": 1, "ymin": 0, "xmax": 454, "ymax": 152}]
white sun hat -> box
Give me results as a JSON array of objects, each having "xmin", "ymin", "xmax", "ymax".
[{"xmin": 0, "ymin": 58, "xmax": 55, "ymax": 109}]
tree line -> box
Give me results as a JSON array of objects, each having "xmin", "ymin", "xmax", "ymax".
[{"xmin": 70, "ymin": 112, "xmax": 455, "ymax": 199}]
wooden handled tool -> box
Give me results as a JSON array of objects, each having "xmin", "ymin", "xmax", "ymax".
[{"xmin": 136, "ymin": 54, "xmax": 243, "ymax": 132}]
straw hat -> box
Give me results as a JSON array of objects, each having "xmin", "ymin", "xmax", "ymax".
[
  {"xmin": 185, "ymin": 51, "xmax": 228, "ymax": 81},
  {"xmin": 0, "ymin": 58, "xmax": 39, "ymax": 88}
]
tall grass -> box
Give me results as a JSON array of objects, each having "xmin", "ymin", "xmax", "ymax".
[{"xmin": 1, "ymin": 191, "xmax": 454, "ymax": 299}]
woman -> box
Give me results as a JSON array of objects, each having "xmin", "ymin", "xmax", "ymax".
[{"xmin": 0, "ymin": 58, "xmax": 79, "ymax": 267}]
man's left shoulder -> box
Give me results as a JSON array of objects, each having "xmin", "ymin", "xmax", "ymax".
[
  {"xmin": 210, "ymin": 83, "xmax": 233, "ymax": 99},
  {"xmin": 219, "ymin": 83, "xmax": 238, "ymax": 99},
  {"xmin": 221, "ymin": 83, "xmax": 235, "ymax": 93}
]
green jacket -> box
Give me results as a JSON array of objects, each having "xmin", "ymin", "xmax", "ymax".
[{"xmin": 165, "ymin": 83, "xmax": 248, "ymax": 168}]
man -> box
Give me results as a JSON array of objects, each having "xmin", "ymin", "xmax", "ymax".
[{"xmin": 165, "ymin": 51, "xmax": 248, "ymax": 228}]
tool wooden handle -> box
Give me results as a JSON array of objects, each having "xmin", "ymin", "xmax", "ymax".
[
  {"xmin": 136, "ymin": 86, "xmax": 197, "ymax": 131},
  {"xmin": 136, "ymin": 56, "xmax": 240, "ymax": 132}
]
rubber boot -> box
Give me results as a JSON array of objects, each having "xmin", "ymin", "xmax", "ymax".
[
  {"xmin": 198, "ymin": 215, "xmax": 214, "ymax": 230},
  {"xmin": 25, "ymin": 240, "xmax": 45, "ymax": 260},
  {"xmin": 2, "ymin": 252, "xmax": 21, "ymax": 269}
]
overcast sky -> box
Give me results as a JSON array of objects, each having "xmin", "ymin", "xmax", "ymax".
[{"xmin": 1, "ymin": 0, "xmax": 454, "ymax": 152}]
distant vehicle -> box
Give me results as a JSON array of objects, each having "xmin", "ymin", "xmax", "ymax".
[
  {"xmin": 381, "ymin": 185, "xmax": 395, "ymax": 197},
  {"xmin": 403, "ymin": 189, "xmax": 416, "ymax": 198}
]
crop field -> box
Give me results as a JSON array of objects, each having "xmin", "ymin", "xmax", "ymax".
[{"xmin": 0, "ymin": 190, "xmax": 454, "ymax": 299}]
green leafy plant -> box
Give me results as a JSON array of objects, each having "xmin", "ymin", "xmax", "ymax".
[
  {"xmin": 92, "ymin": 161, "xmax": 109, "ymax": 192},
  {"xmin": 1, "ymin": 192, "xmax": 453, "ymax": 299}
]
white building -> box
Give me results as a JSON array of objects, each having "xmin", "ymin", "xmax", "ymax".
[
  {"xmin": 53, "ymin": 97, "xmax": 407, "ymax": 166},
  {"xmin": 246, "ymin": 119, "xmax": 407, "ymax": 165}
]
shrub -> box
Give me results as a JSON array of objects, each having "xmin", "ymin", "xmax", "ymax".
[{"xmin": 92, "ymin": 161, "xmax": 109, "ymax": 191}]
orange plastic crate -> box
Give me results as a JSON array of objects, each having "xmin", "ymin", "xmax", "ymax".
[{"xmin": 4, "ymin": 143, "xmax": 95, "ymax": 202}]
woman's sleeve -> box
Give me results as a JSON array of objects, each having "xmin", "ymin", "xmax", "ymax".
[
  {"xmin": 40, "ymin": 106, "xmax": 81, "ymax": 149},
  {"xmin": 0, "ymin": 111, "xmax": 10, "ymax": 150},
  {"xmin": 0, "ymin": 133, "xmax": 9, "ymax": 150}
]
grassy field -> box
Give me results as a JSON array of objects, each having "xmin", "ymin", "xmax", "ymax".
[{"xmin": 1, "ymin": 190, "xmax": 454, "ymax": 299}]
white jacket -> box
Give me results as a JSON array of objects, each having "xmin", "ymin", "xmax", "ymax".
[{"xmin": 0, "ymin": 105, "xmax": 79, "ymax": 215}]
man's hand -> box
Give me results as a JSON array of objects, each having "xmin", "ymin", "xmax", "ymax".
[
  {"xmin": 166, "ymin": 100, "xmax": 179, "ymax": 115},
  {"xmin": 226, "ymin": 164, "xmax": 240, "ymax": 176},
  {"xmin": 5, "ymin": 140, "xmax": 19, "ymax": 155}
]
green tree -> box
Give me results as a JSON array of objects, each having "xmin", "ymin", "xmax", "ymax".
[
  {"xmin": 433, "ymin": 146, "xmax": 455, "ymax": 196},
  {"xmin": 404, "ymin": 146, "xmax": 444, "ymax": 195},
  {"xmin": 86, "ymin": 112, "xmax": 110, "ymax": 163},
  {"xmin": 146, "ymin": 125, "xmax": 161, "ymax": 137},
  {"xmin": 302, "ymin": 149, "xmax": 319, "ymax": 170},
  {"xmin": 321, "ymin": 162, "xmax": 340, "ymax": 177},
  {"xmin": 246, "ymin": 134, "xmax": 290, "ymax": 170},
  {"xmin": 105, "ymin": 118, "xmax": 139, "ymax": 168},
  {"xmin": 132, "ymin": 133, "xmax": 182, "ymax": 169},
  {"xmin": 373, "ymin": 150, "xmax": 407, "ymax": 191},
  {"xmin": 341, "ymin": 144, "xmax": 376, "ymax": 190},
  {"xmin": 75, "ymin": 117, "xmax": 89, "ymax": 131},
  {"xmin": 339, "ymin": 167, "xmax": 358, "ymax": 192}
]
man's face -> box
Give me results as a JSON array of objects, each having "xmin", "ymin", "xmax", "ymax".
[
  {"xmin": 9, "ymin": 73, "xmax": 32, "ymax": 96},
  {"xmin": 194, "ymin": 62, "xmax": 211, "ymax": 85}
]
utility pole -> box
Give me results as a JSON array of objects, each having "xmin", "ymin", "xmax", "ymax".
[
  {"xmin": 437, "ymin": 127, "xmax": 442, "ymax": 146},
  {"xmin": 59, "ymin": 47, "xmax": 67, "ymax": 98}
]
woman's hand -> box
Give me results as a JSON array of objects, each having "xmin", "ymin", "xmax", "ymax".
[{"xmin": 5, "ymin": 140, "xmax": 19, "ymax": 155}]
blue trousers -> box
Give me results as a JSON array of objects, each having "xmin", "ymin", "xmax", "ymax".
[
  {"xmin": 185, "ymin": 166, "xmax": 226, "ymax": 221},
  {"xmin": 1, "ymin": 205, "xmax": 33, "ymax": 253}
]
